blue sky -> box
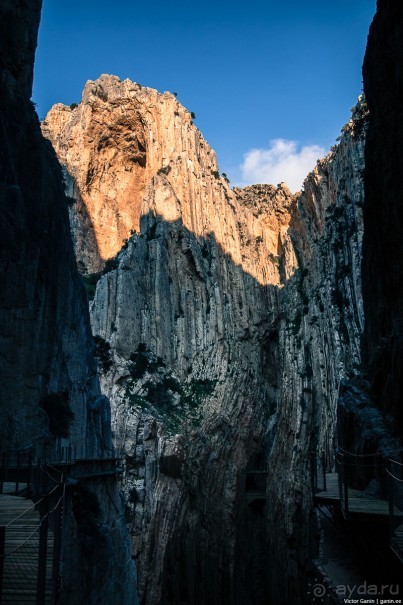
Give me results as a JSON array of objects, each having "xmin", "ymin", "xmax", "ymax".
[{"xmin": 33, "ymin": 0, "xmax": 376, "ymax": 191}]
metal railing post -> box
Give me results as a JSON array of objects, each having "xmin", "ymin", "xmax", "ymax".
[
  {"xmin": 322, "ymin": 451, "xmax": 327, "ymax": 492},
  {"xmin": 36, "ymin": 498, "xmax": 49, "ymax": 605},
  {"xmin": 16, "ymin": 450, "xmax": 20, "ymax": 494},
  {"xmin": 387, "ymin": 461, "xmax": 394, "ymax": 544},
  {"xmin": 27, "ymin": 450, "xmax": 33, "ymax": 498},
  {"xmin": 0, "ymin": 452, "xmax": 4, "ymax": 494},
  {"xmin": 344, "ymin": 456, "xmax": 349, "ymax": 515},
  {"xmin": 0, "ymin": 525, "xmax": 5, "ymax": 601},
  {"xmin": 337, "ymin": 452, "xmax": 344, "ymax": 511},
  {"xmin": 52, "ymin": 481, "xmax": 65, "ymax": 604}
]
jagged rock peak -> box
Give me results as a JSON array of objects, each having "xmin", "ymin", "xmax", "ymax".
[
  {"xmin": 42, "ymin": 74, "xmax": 298, "ymax": 285},
  {"xmin": 234, "ymin": 182, "xmax": 296, "ymax": 222},
  {"xmin": 81, "ymin": 73, "xmax": 178, "ymax": 104}
]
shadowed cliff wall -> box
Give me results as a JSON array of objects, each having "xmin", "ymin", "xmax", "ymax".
[
  {"xmin": 362, "ymin": 0, "xmax": 403, "ymax": 439},
  {"xmin": 0, "ymin": 1, "xmax": 137, "ymax": 603}
]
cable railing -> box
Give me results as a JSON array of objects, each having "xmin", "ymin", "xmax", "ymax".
[
  {"xmin": 311, "ymin": 446, "xmax": 403, "ymax": 563},
  {"xmin": 0, "ymin": 440, "xmax": 124, "ymax": 603},
  {"xmin": 335, "ymin": 449, "xmax": 389, "ymax": 518},
  {"xmin": 32, "ymin": 440, "xmax": 119, "ymax": 465},
  {"xmin": 0, "ymin": 441, "xmax": 124, "ymax": 497},
  {"xmin": 0, "ymin": 481, "xmax": 65, "ymax": 604}
]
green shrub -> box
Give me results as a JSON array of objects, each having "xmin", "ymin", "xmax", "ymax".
[
  {"xmin": 128, "ymin": 345, "xmax": 165, "ymax": 379},
  {"xmin": 127, "ymin": 393, "xmax": 148, "ymax": 409},
  {"xmin": 94, "ymin": 335, "xmax": 113, "ymax": 372},
  {"xmin": 180, "ymin": 379, "xmax": 216, "ymax": 408},
  {"xmin": 129, "ymin": 351, "xmax": 149, "ymax": 379},
  {"xmin": 144, "ymin": 381, "xmax": 174, "ymax": 407},
  {"xmin": 163, "ymin": 375, "xmax": 180, "ymax": 393},
  {"xmin": 157, "ymin": 165, "xmax": 171, "ymax": 176}
]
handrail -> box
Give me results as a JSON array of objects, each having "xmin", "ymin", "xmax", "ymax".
[
  {"xmin": 5, "ymin": 484, "xmax": 60, "ymax": 528},
  {"xmin": 388, "ymin": 458, "xmax": 403, "ymax": 467},
  {"xmin": 1, "ymin": 524, "xmax": 42, "ymax": 559},
  {"xmin": 386, "ymin": 467, "xmax": 403, "ymax": 483},
  {"xmin": 336, "ymin": 449, "xmax": 394, "ymax": 465},
  {"xmin": 1, "ymin": 448, "xmax": 121, "ymax": 468},
  {"xmin": 337, "ymin": 445, "xmax": 403, "ymax": 458},
  {"xmin": 0, "ymin": 483, "xmax": 63, "ymax": 561},
  {"xmin": 311, "ymin": 447, "xmax": 403, "ymax": 564},
  {"xmin": 0, "ymin": 444, "xmax": 121, "ymax": 602}
]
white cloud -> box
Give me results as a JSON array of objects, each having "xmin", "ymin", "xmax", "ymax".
[{"xmin": 239, "ymin": 139, "xmax": 325, "ymax": 193}]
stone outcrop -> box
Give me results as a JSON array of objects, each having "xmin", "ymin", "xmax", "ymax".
[
  {"xmin": 0, "ymin": 2, "xmax": 136, "ymax": 604},
  {"xmin": 43, "ymin": 70, "xmax": 370, "ymax": 603}
]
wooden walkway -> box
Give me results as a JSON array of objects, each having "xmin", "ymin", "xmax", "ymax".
[
  {"xmin": 314, "ymin": 473, "xmax": 390, "ymax": 516},
  {"xmin": 0, "ymin": 491, "xmax": 53, "ymax": 604},
  {"xmin": 314, "ymin": 473, "xmax": 339, "ymax": 503},
  {"xmin": 0, "ymin": 447, "xmax": 122, "ymax": 604}
]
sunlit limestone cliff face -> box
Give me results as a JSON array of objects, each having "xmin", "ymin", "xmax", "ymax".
[
  {"xmin": 42, "ymin": 75, "xmax": 296, "ymax": 284},
  {"xmin": 43, "ymin": 74, "xmax": 367, "ymax": 604},
  {"xmin": 0, "ymin": 3, "xmax": 136, "ymax": 604}
]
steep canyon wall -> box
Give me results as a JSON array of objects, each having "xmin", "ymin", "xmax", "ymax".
[
  {"xmin": 0, "ymin": 2, "xmax": 136, "ymax": 604},
  {"xmin": 43, "ymin": 75, "xmax": 368, "ymax": 604},
  {"xmin": 265, "ymin": 101, "xmax": 367, "ymax": 599},
  {"xmin": 2, "ymin": 0, "xmax": 401, "ymax": 602},
  {"xmin": 362, "ymin": 0, "xmax": 403, "ymax": 440}
]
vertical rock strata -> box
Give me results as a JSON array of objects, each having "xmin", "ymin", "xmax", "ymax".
[
  {"xmin": 43, "ymin": 75, "xmax": 368, "ymax": 603},
  {"xmin": 0, "ymin": 3, "xmax": 136, "ymax": 604},
  {"xmin": 265, "ymin": 101, "xmax": 367, "ymax": 600}
]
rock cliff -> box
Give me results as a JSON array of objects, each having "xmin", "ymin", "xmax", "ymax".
[
  {"xmin": 42, "ymin": 75, "xmax": 297, "ymax": 285},
  {"xmin": 362, "ymin": 0, "xmax": 403, "ymax": 440},
  {"xmin": 3, "ymin": 0, "xmax": 401, "ymax": 600},
  {"xmin": 43, "ymin": 72, "xmax": 369, "ymax": 603},
  {"xmin": 265, "ymin": 99, "xmax": 367, "ymax": 599},
  {"xmin": 0, "ymin": 2, "xmax": 136, "ymax": 604}
]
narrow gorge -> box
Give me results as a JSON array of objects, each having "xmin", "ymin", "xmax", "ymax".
[
  {"xmin": 1, "ymin": 0, "xmax": 402, "ymax": 604},
  {"xmin": 42, "ymin": 76, "xmax": 370, "ymax": 605}
]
